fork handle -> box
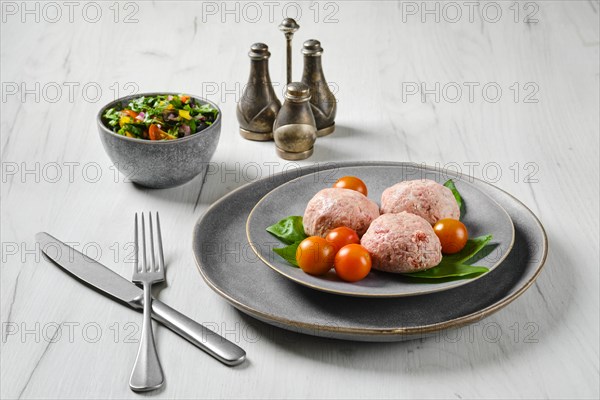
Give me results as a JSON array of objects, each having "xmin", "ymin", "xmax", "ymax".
[
  {"xmin": 151, "ymin": 300, "xmax": 246, "ymax": 366},
  {"xmin": 129, "ymin": 283, "xmax": 164, "ymax": 392}
]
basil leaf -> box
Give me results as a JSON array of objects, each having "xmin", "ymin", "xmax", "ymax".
[
  {"xmin": 266, "ymin": 216, "xmax": 307, "ymax": 245},
  {"xmin": 402, "ymin": 263, "xmax": 488, "ymax": 279},
  {"xmin": 273, "ymin": 242, "xmax": 300, "ymax": 267},
  {"xmin": 402, "ymin": 235, "xmax": 493, "ymax": 279},
  {"xmin": 440, "ymin": 235, "xmax": 492, "ymax": 264},
  {"xmin": 444, "ymin": 179, "xmax": 463, "ymax": 210}
]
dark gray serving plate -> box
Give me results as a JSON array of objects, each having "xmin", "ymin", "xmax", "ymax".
[
  {"xmin": 192, "ymin": 162, "xmax": 547, "ymax": 341},
  {"xmin": 246, "ymin": 165, "xmax": 515, "ymax": 298}
]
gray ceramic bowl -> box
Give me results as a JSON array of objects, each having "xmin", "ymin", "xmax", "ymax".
[{"xmin": 97, "ymin": 92, "xmax": 221, "ymax": 189}]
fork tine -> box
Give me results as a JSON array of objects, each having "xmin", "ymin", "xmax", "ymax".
[
  {"xmin": 156, "ymin": 212, "xmax": 165, "ymax": 272},
  {"xmin": 134, "ymin": 213, "xmax": 139, "ymax": 273},
  {"xmin": 149, "ymin": 212, "xmax": 156, "ymax": 272},
  {"xmin": 141, "ymin": 213, "xmax": 147, "ymax": 272}
]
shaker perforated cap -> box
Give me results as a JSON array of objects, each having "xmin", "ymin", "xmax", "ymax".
[
  {"xmin": 302, "ymin": 39, "xmax": 323, "ymax": 56},
  {"xmin": 285, "ymin": 82, "xmax": 311, "ymax": 101},
  {"xmin": 248, "ymin": 43, "xmax": 271, "ymax": 60}
]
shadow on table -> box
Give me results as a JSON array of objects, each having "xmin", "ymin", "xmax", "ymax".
[
  {"xmin": 236, "ymin": 231, "xmax": 572, "ymax": 374},
  {"xmin": 319, "ymin": 124, "xmax": 365, "ymax": 140},
  {"xmin": 129, "ymin": 124, "xmax": 371, "ymax": 206},
  {"xmin": 129, "ymin": 162, "xmax": 251, "ymax": 209},
  {"xmin": 309, "ymin": 124, "xmax": 366, "ymax": 163}
]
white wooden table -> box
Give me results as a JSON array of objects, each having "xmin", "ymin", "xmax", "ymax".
[{"xmin": 1, "ymin": 1, "xmax": 599, "ymax": 398}]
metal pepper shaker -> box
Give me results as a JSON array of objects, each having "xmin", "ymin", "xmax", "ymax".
[
  {"xmin": 273, "ymin": 82, "xmax": 317, "ymax": 160},
  {"xmin": 301, "ymin": 39, "xmax": 337, "ymax": 137},
  {"xmin": 236, "ymin": 43, "xmax": 281, "ymax": 141}
]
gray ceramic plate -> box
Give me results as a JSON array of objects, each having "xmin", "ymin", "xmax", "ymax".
[
  {"xmin": 246, "ymin": 166, "xmax": 515, "ymax": 297},
  {"xmin": 193, "ymin": 162, "xmax": 547, "ymax": 341}
]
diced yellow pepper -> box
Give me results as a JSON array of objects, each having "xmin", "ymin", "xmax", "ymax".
[
  {"xmin": 179, "ymin": 109, "xmax": 191, "ymax": 120},
  {"xmin": 125, "ymin": 132, "xmax": 134, "ymax": 138},
  {"xmin": 119, "ymin": 115, "xmax": 132, "ymax": 127}
]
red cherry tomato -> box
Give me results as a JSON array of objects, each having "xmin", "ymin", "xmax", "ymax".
[
  {"xmin": 334, "ymin": 244, "xmax": 372, "ymax": 282},
  {"xmin": 121, "ymin": 109, "xmax": 138, "ymax": 119},
  {"xmin": 325, "ymin": 227, "xmax": 360, "ymax": 252},
  {"xmin": 433, "ymin": 219, "xmax": 468, "ymax": 254},
  {"xmin": 149, "ymin": 124, "xmax": 170, "ymax": 140},
  {"xmin": 333, "ymin": 176, "xmax": 368, "ymax": 196},
  {"xmin": 296, "ymin": 237, "xmax": 336, "ymax": 276}
]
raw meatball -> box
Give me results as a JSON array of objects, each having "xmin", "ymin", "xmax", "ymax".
[
  {"xmin": 303, "ymin": 188, "xmax": 380, "ymax": 237},
  {"xmin": 381, "ymin": 179, "xmax": 459, "ymax": 224},
  {"xmin": 361, "ymin": 212, "xmax": 442, "ymax": 273}
]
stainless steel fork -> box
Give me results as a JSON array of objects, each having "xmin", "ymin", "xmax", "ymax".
[{"xmin": 129, "ymin": 212, "xmax": 165, "ymax": 392}]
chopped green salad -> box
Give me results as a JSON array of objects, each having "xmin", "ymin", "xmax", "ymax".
[{"xmin": 103, "ymin": 94, "xmax": 218, "ymax": 140}]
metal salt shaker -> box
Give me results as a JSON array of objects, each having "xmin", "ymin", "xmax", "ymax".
[
  {"xmin": 301, "ymin": 39, "xmax": 337, "ymax": 137},
  {"xmin": 273, "ymin": 82, "xmax": 317, "ymax": 160},
  {"xmin": 236, "ymin": 43, "xmax": 281, "ymax": 141}
]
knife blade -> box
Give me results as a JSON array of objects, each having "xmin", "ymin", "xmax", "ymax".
[
  {"xmin": 36, "ymin": 232, "xmax": 143, "ymax": 305},
  {"xmin": 35, "ymin": 232, "xmax": 246, "ymax": 366}
]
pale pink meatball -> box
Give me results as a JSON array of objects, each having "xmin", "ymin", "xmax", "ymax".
[
  {"xmin": 303, "ymin": 188, "xmax": 380, "ymax": 237},
  {"xmin": 381, "ymin": 179, "xmax": 459, "ymax": 224},
  {"xmin": 361, "ymin": 212, "xmax": 442, "ymax": 273}
]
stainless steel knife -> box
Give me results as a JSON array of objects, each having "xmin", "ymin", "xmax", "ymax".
[{"xmin": 35, "ymin": 232, "xmax": 246, "ymax": 366}]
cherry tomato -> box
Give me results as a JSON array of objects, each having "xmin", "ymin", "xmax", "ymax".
[
  {"xmin": 148, "ymin": 124, "xmax": 175, "ymax": 141},
  {"xmin": 121, "ymin": 109, "xmax": 139, "ymax": 119},
  {"xmin": 149, "ymin": 124, "xmax": 163, "ymax": 140},
  {"xmin": 296, "ymin": 237, "xmax": 336, "ymax": 276},
  {"xmin": 325, "ymin": 227, "xmax": 360, "ymax": 252},
  {"xmin": 333, "ymin": 176, "xmax": 368, "ymax": 196},
  {"xmin": 334, "ymin": 244, "xmax": 372, "ymax": 282},
  {"xmin": 433, "ymin": 219, "xmax": 468, "ymax": 254}
]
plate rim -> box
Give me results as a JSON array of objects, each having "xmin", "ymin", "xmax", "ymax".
[
  {"xmin": 192, "ymin": 161, "xmax": 548, "ymax": 337},
  {"xmin": 245, "ymin": 165, "xmax": 516, "ymax": 298}
]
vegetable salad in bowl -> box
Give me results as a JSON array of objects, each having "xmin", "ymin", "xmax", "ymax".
[{"xmin": 103, "ymin": 94, "xmax": 218, "ymax": 140}]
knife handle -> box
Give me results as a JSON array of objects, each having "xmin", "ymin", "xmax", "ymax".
[{"xmin": 150, "ymin": 300, "xmax": 246, "ymax": 366}]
